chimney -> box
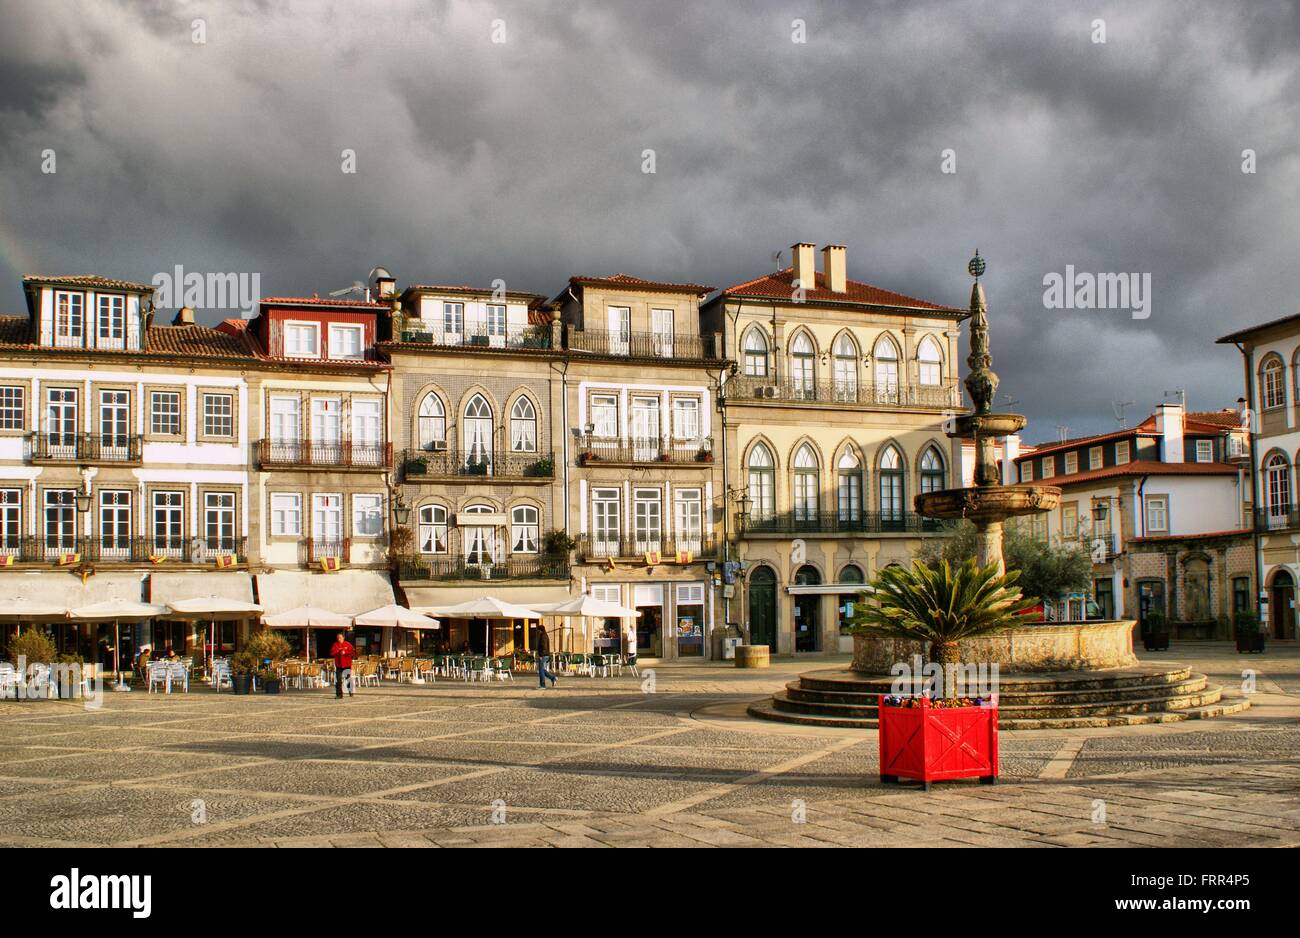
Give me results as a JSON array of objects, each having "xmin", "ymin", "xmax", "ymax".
[
  {"xmin": 1155, "ymin": 402, "xmax": 1185, "ymax": 463},
  {"xmin": 376, "ymin": 275, "xmax": 396, "ymax": 298},
  {"xmin": 791, "ymin": 242, "xmax": 816, "ymax": 291},
  {"xmin": 821, "ymin": 244, "xmax": 846, "ymax": 293},
  {"xmin": 1001, "ymin": 434, "xmax": 1021, "ymax": 484},
  {"xmin": 172, "ymin": 306, "xmax": 195, "ymax": 326}
]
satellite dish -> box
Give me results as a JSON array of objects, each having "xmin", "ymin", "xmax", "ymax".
[{"xmin": 369, "ymin": 266, "xmax": 392, "ymax": 283}]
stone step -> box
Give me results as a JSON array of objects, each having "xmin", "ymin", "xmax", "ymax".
[
  {"xmin": 795, "ymin": 666, "xmax": 1194, "ymax": 695},
  {"xmin": 782, "ymin": 674, "xmax": 1210, "ymax": 707}
]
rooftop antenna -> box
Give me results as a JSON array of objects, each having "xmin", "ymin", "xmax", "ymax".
[
  {"xmin": 1163, "ymin": 388, "xmax": 1186, "ymax": 408},
  {"xmin": 771, "ymin": 250, "xmax": 784, "ymax": 270},
  {"xmin": 998, "ymin": 392, "xmax": 1020, "ymax": 410},
  {"xmin": 1054, "ymin": 424, "xmax": 1070, "ymax": 443},
  {"xmin": 329, "ymin": 280, "xmax": 369, "ymax": 302},
  {"xmin": 1111, "ymin": 399, "xmax": 1135, "ymax": 427}
]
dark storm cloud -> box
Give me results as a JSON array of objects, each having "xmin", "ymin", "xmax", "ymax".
[{"xmin": 0, "ymin": 0, "xmax": 1296, "ymax": 440}]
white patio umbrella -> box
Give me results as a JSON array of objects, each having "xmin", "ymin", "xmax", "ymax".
[
  {"xmin": 262, "ymin": 606, "xmax": 352, "ymax": 663},
  {"xmin": 67, "ymin": 600, "xmax": 167, "ymax": 692},
  {"xmin": 419, "ymin": 596, "xmax": 542, "ymax": 657},
  {"xmin": 353, "ymin": 605, "xmax": 440, "ymax": 663},
  {"xmin": 533, "ymin": 595, "xmax": 641, "ymax": 654},
  {"xmin": 166, "ymin": 598, "xmax": 264, "ymax": 682}
]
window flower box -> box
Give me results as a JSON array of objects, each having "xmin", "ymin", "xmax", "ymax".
[{"xmin": 877, "ymin": 695, "xmax": 999, "ymax": 791}]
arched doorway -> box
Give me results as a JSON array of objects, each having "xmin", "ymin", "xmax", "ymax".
[
  {"xmin": 748, "ymin": 567, "xmax": 777, "ymax": 651},
  {"xmin": 794, "ymin": 565, "xmax": 821, "ymax": 652},
  {"xmin": 1271, "ymin": 569, "xmax": 1296, "ymax": 640}
]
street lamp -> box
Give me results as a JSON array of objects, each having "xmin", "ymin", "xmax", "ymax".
[
  {"xmin": 1091, "ymin": 497, "xmax": 1109, "ymax": 524},
  {"xmin": 391, "ymin": 491, "xmax": 411, "ymax": 526},
  {"xmin": 75, "ymin": 467, "xmax": 92, "ymax": 513}
]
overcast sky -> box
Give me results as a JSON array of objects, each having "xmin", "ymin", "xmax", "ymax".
[{"xmin": 1, "ymin": 0, "xmax": 1296, "ymax": 441}]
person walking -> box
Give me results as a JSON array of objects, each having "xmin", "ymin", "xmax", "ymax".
[
  {"xmin": 330, "ymin": 632, "xmax": 355, "ymax": 699},
  {"xmin": 534, "ymin": 623, "xmax": 558, "ymax": 689}
]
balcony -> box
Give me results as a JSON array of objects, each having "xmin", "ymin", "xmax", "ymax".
[
  {"xmin": 30, "ymin": 433, "xmax": 143, "ymax": 465},
  {"xmin": 577, "ymin": 438, "xmax": 713, "ymax": 467},
  {"xmin": 1256, "ymin": 506, "xmax": 1300, "ymax": 534},
  {"xmin": 0, "ymin": 536, "xmax": 246, "ymax": 565},
  {"xmin": 727, "ymin": 376, "xmax": 961, "ymax": 409},
  {"xmin": 400, "ymin": 449, "xmax": 555, "ymax": 483},
  {"xmin": 397, "ymin": 323, "xmax": 558, "ymax": 351},
  {"xmin": 394, "ymin": 554, "xmax": 570, "ymax": 582},
  {"xmin": 300, "ymin": 537, "xmax": 350, "ymax": 567},
  {"xmin": 567, "ymin": 330, "xmax": 722, "ymax": 362},
  {"xmin": 736, "ymin": 512, "xmax": 950, "ymax": 536},
  {"xmin": 258, "ymin": 439, "xmax": 392, "ymax": 471},
  {"xmin": 576, "ymin": 534, "xmax": 719, "ymax": 560}
]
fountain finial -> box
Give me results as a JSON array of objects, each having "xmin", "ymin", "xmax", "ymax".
[{"xmin": 964, "ymin": 251, "xmax": 997, "ymax": 416}]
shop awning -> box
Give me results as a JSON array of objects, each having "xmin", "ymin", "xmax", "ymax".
[
  {"xmin": 353, "ymin": 604, "xmax": 440, "ymax": 630},
  {"xmin": 0, "ymin": 570, "xmax": 148, "ymax": 611},
  {"xmin": 255, "ymin": 570, "xmax": 396, "ymax": 617},
  {"xmin": 0, "ymin": 600, "xmax": 69, "ymax": 621},
  {"xmin": 785, "ymin": 584, "xmax": 874, "ymax": 596},
  {"xmin": 418, "ymin": 596, "xmax": 543, "ymax": 619},
  {"xmin": 151, "ymin": 572, "xmax": 256, "ymax": 613},
  {"xmin": 403, "ymin": 584, "xmax": 573, "ymax": 609}
]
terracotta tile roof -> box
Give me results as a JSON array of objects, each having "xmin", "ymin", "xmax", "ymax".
[
  {"xmin": 716, "ymin": 267, "xmax": 964, "ymax": 313},
  {"xmin": 404, "ymin": 284, "xmax": 547, "ymax": 303},
  {"xmin": 1187, "ymin": 409, "xmax": 1246, "ymax": 428},
  {"xmin": 1035, "ymin": 459, "xmax": 1239, "ymax": 487},
  {"xmin": 144, "ymin": 323, "xmax": 259, "ymax": 360},
  {"xmin": 0, "ymin": 316, "xmax": 33, "ymax": 347},
  {"xmin": 22, "ymin": 274, "xmax": 154, "ymax": 292},
  {"xmin": 1130, "ymin": 528, "xmax": 1252, "ymax": 544},
  {"xmin": 567, "ymin": 274, "xmax": 715, "ymax": 296},
  {"xmin": 260, "ymin": 296, "xmax": 385, "ymax": 309},
  {"xmin": 1024, "ymin": 428, "xmax": 1153, "ymax": 458}
]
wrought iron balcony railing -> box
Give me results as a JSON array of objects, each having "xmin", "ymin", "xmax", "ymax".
[
  {"xmin": 0, "ymin": 535, "xmax": 246, "ymax": 565},
  {"xmin": 30, "ymin": 433, "xmax": 143, "ymax": 464},
  {"xmin": 259, "ymin": 439, "xmax": 392, "ymax": 470},
  {"xmin": 567, "ymin": 330, "xmax": 722, "ymax": 361},
  {"xmin": 394, "ymin": 554, "xmax": 570, "ymax": 582},
  {"xmin": 397, "ymin": 323, "xmax": 558, "ymax": 351},
  {"xmin": 576, "ymin": 438, "xmax": 713, "ymax": 466},
  {"xmin": 576, "ymin": 534, "xmax": 719, "ymax": 560},
  {"xmin": 400, "ymin": 449, "xmax": 555, "ymax": 482},
  {"xmin": 1256, "ymin": 506, "xmax": 1300, "ymax": 534},
  {"xmin": 736, "ymin": 511, "xmax": 950, "ymax": 536},
  {"xmin": 727, "ymin": 376, "xmax": 961, "ymax": 409},
  {"xmin": 300, "ymin": 537, "xmax": 350, "ymax": 566}
]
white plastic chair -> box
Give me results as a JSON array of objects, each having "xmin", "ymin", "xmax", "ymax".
[
  {"xmin": 212, "ymin": 659, "xmax": 232, "ymax": 692},
  {"xmin": 147, "ymin": 662, "xmax": 169, "ymax": 694},
  {"xmin": 167, "ymin": 661, "xmax": 189, "ymax": 694}
]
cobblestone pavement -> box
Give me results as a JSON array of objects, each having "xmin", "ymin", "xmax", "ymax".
[{"xmin": 1, "ymin": 643, "xmax": 1297, "ymax": 847}]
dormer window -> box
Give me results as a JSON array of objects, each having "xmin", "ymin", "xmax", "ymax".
[
  {"xmin": 1064, "ymin": 451, "xmax": 1078, "ymax": 474},
  {"xmin": 97, "ymin": 295, "xmax": 125, "ymax": 347},
  {"xmin": 284, "ymin": 321, "xmax": 320, "ymax": 357},
  {"xmin": 328, "ymin": 323, "xmax": 364, "ymax": 360},
  {"xmin": 54, "ymin": 291, "xmax": 84, "ymax": 347}
]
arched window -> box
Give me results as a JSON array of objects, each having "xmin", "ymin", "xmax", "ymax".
[
  {"xmin": 510, "ymin": 397, "xmax": 537, "ymax": 453},
  {"xmin": 837, "ymin": 449, "xmax": 862, "ymax": 523},
  {"xmin": 1263, "ymin": 357, "xmax": 1286, "ymax": 409},
  {"xmin": 793, "ymin": 443, "xmax": 819, "ymax": 521},
  {"xmin": 833, "ymin": 333, "xmax": 858, "ymax": 402},
  {"xmin": 418, "ymin": 504, "xmax": 447, "ymax": 554},
  {"xmin": 873, "ymin": 335, "xmax": 900, "ymax": 403},
  {"xmin": 1265, "ymin": 453, "xmax": 1291, "ymax": 524},
  {"xmin": 839, "ymin": 564, "xmax": 864, "ymax": 584},
  {"xmin": 920, "ymin": 446, "xmax": 945, "ymax": 494},
  {"xmin": 417, "ymin": 393, "xmax": 446, "ymax": 450},
  {"xmin": 918, "ymin": 336, "xmax": 943, "ymax": 386},
  {"xmin": 880, "ymin": 445, "xmax": 904, "ymax": 524},
  {"xmin": 790, "ymin": 332, "xmax": 815, "ymax": 399},
  {"xmin": 462, "ymin": 394, "xmax": 493, "ymax": 471},
  {"xmin": 511, "ymin": 505, "xmax": 539, "ymax": 553},
  {"xmin": 462, "ymin": 503, "xmax": 497, "ymax": 565},
  {"xmin": 742, "ymin": 328, "xmax": 769, "ymax": 377},
  {"xmin": 747, "ymin": 443, "xmax": 775, "ymax": 521}
]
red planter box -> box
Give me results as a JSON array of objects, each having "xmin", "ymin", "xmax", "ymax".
[{"xmin": 877, "ymin": 695, "xmax": 999, "ymax": 790}]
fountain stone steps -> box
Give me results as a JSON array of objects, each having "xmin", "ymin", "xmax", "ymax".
[{"xmin": 781, "ymin": 675, "xmax": 1208, "ymax": 707}]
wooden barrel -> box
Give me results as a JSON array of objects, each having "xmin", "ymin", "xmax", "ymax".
[{"xmin": 734, "ymin": 644, "xmax": 770, "ymax": 669}]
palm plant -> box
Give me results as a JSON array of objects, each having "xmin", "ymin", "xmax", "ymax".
[{"xmin": 849, "ymin": 558, "xmax": 1035, "ymax": 697}]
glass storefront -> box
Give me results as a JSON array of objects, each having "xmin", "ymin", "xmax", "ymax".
[{"xmin": 675, "ymin": 583, "xmax": 705, "ymax": 657}]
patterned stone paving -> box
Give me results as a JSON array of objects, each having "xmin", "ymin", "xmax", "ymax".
[{"xmin": 0, "ymin": 643, "xmax": 1297, "ymax": 847}]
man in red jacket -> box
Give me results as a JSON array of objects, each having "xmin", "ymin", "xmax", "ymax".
[{"xmin": 330, "ymin": 632, "xmax": 355, "ymax": 699}]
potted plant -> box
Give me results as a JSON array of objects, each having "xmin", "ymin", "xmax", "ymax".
[
  {"xmin": 463, "ymin": 457, "xmax": 488, "ymax": 476},
  {"xmin": 1142, "ymin": 611, "xmax": 1170, "ymax": 651},
  {"xmin": 257, "ymin": 665, "xmax": 282, "ymax": 694},
  {"xmin": 1234, "ymin": 612, "xmax": 1266, "ymax": 653},
  {"xmin": 850, "ymin": 559, "xmax": 1033, "ymax": 791},
  {"xmin": 245, "ymin": 628, "xmax": 290, "ymax": 694},
  {"xmin": 695, "ymin": 446, "xmax": 713, "ymax": 463},
  {"xmin": 230, "ymin": 651, "xmax": 256, "ymax": 695},
  {"xmin": 525, "ymin": 455, "xmax": 554, "ymax": 477},
  {"xmin": 402, "ymin": 455, "xmax": 428, "ymax": 477}
]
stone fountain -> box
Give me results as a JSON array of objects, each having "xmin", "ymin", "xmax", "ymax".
[
  {"xmin": 743, "ymin": 253, "xmax": 1250, "ymax": 729},
  {"xmin": 912, "ymin": 251, "xmax": 1060, "ymax": 568}
]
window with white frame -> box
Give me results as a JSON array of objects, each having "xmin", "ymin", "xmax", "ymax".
[
  {"xmin": 284, "ymin": 322, "xmax": 320, "ymax": 357},
  {"xmin": 311, "ymin": 397, "xmax": 341, "ymax": 447},
  {"xmin": 671, "ymin": 397, "xmax": 700, "ymax": 440},
  {"xmin": 790, "ymin": 333, "xmax": 815, "ymax": 396},
  {"xmin": 511, "ymin": 505, "xmax": 539, "ymax": 553},
  {"xmin": 202, "ymin": 393, "xmax": 234, "ymax": 438},
  {"xmin": 44, "ymin": 489, "xmax": 76, "ymax": 549},
  {"xmin": 270, "ymin": 493, "xmax": 302, "ymax": 536},
  {"xmin": 1020, "ymin": 461, "xmax": 1033, "ymax": 482},
  {"xmin": 1064, "ymin": 451, "xmax": 1078, "ymax": 475},
  {"xmin": 353, "ymin": 494, "xmax": 383, "ymax": 537},
  {"xmin": 204, "ymin": 492, "xmax": 236, "ymax": 549},
  {"xmin": 634, "ymin": 489, "xmax": 662, "ymax": 551},
  {"xmin": 486, "ymin": 304, "xmax": 507, "ymax": 341},
  {"xmin": 917, "ymin": 336, "xmax": 943, "ymax": 386},
  {"xmin": 270, "ymin": 395, "xmax": 301, "ymax": 447},
  {"xmin": 837, "ymin": 450, "xmax": 862, "ymax": 521},
  {"xmin": 742, "ymin": 328, "xmax": 768, "ymax": 376},
  {"xmin": 591, "ymin": 394, "xmax": 618, "ymax": 438},
  {"xmin": 592, "ymin": 488, "xmax": 621, "ymax": 552},
  {"xmin": 0, "ymin": 386, "xmax": 24, "ymax": 431},
  {"xmin": 0, "ymin": 489, "xmax": 19, "ymax": 550},
  {"xmin": 150, "ymin": 391, "xmax": 181, "ymax": 436},
  {"xmin": 328, "ymin": 323, "xmax": 365, "ymax": 360},
  {"xmin": 793, "ymin": 444, "xmax": 819, "ymax": 520},
  {"xmin": 748, "ymin": 444, "xmax": 775, "ymax": 519},
  {"xmin": 1266, "ymin": 453, "xmax": 1291, "ymax": 520},
  {"xmin": 312, "ymin": 494, "xmax": 343, "ymax": 544},
  {"xmin": 879, "ymin": 446, "xmax": 904, "ymax": 521},
  {"xmin": 651, "ymin": 308, "xmax": 674, "ymax": 357},
  {"xmin": 833, "ymin": 333, "xmax": 858, "ymax": 401},
  {"xmin": 54, "ymin": 292, "xmax": 83, "ymax": 346},
  {"xmin": 98, "ymin": 490, "xmax": 131, "ymax": 552},
  {"xmin": 462, "ymin": 504, "xmax": 497, "ymax": 564},
  {"xmin": 443, "ymin": 302, "xmax": 464, "ymax": 338},
  {"xmin": 1263, "ymin": 358, "xmax": 1286, "ymax": 409},
  {"xmin": 673, "ymin": 488, "xmax": 703, "ymax": 550},
  {"xmin": 1145, "ymin": 495, "xmax": 1169, "ymax": 533},
  {"xmin": 96, "ymin": 294, "xmax": 126, "ymax": 346},
  {"xmin": 511, "ymin": 397, "xmax": 537, "ymax": 452},
  {"xmin": 1041, "ymin": 456, "xmax": 1055, "ymax": 478},
  {"xmin": 351, "ymin": 399, "xmax": 382, "ymax": 450},
  {"xmin": 920, "ymin": 447, "xmax": 945, "ymax": 494},
  {"xmin": 417, "ymin": 394, "xmax": 446, "ymax": 449},
  {"xmin": 1196, "ymin": 439, "xmax": 1214, "ymax": 463},
  {"xmin": 418, "ymin": 504, "xmax": 447, "ymax": 553},
  {"xmin": 873, "ymin": 335, "xmax": 900, "ymax": 397},
  {"xmin": 1089, "ymin": 446, "xmax": 1103, "ymax": 470},
  {"xmin": 152, "ymin": 491, "xmax": 184, "ymax": 551},
  {"xmin": 1115, "ymin": 440, "xmax": 1131, "ymax": 465}
]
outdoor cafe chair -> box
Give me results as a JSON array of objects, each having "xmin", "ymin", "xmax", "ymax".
[
  {"xmin": 397, "ymin": 658, "xmax": 416, "ymax": 683},
  {"xmin": 212, "ymin": 658, "xmax": 233, "ymax": 692},
  {"xmin": 359, "ymin": 660, "xmax": 381, "ymax": 688},
  {"xmin": 463, "ymin": 658, "xmax": 487, "ymax": 682},
  {"xmin": 147, "ymin": 661, "xmax": 169, "ymax": 694},
  {"xmin": 491, "ymin": 657, "xmax": 513, "ymax": 682},
  {"xmin": 166, "ymin": 661, "xmax": 189, "ymax": 694},
  {"xmin": 415, "ymin": 659, "xmax": 436, "ymax": 682}
]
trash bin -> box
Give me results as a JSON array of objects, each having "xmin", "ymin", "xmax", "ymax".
[{"xmin": 722, "ymin": 637, "xmax": 741, "ymax": 660}]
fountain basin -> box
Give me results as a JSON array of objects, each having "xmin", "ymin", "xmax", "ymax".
[
  {"xmin": 951, "ymin": 412, "xmax": 1026, "ymax": 439},
  {"xmin": 914, "ymin": 483, "xmax": 1061, "ymax": 522},
  {"xmin": 850, "ymin": 620, "xmax": 1138, "ymax": 673}
]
